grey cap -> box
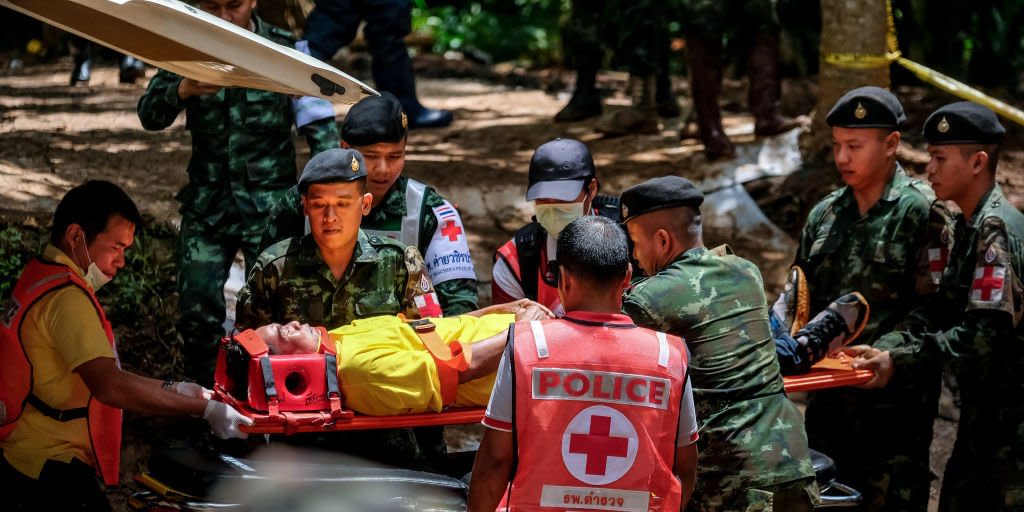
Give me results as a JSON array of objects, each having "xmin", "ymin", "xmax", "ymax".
[
  {"xmin": 526, "ymin": 138, "xmax": 596, "ymax": 201},
  {"xmin": 298, "ymin": 148, "xmax": 367, "ymax": 194}
]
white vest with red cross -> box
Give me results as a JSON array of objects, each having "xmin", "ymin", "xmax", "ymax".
[
  {"xmin": 0, "ymin": 258, "xmax": 122, "ymax": 486},
  {"xmin": 508, "ymin": 314, "xmax": 686, "ymax": 512}
]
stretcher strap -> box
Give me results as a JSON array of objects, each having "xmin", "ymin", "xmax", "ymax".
[
  {"xmin": 408, "ymin": 319, "xmax": 472, "ymax": 406},
  {"xmin": 325, "ymin": 353, "xmax": 343, "ymax": 418},
  {"xmin": 259, "ymin": 356, "xmax": 279, "ymax": 416}
]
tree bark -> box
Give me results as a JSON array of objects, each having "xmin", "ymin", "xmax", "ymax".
[{"xmin": 807, "ymin": 0, "xmax": 891, "ymax": 159}]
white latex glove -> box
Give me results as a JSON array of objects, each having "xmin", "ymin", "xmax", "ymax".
[
  {"xmin": 172, "ymin": 381, "xmax": 213, "ymax": 400},
  {"xmin": 202, "ymin": 400, "xmax": 253, "ymax": 439}
]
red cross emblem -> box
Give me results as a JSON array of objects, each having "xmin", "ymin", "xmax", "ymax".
[
  {"xmin": 440, "ymin": 220, "xmax": 462, "ymax": 242},
  {"xmin": 971, "ymin": 265, "xmax": 1005, "ymax": 302},
  {"xmin": 561, "ymin": 405, "xmax": 637, "ymax": 485},
  {"xmin": 928, "ymin": 247, "xmax": 948, "ymax": 284},
  {"xmin": 414, "ymin": 292, "xmax": 443, "ymax": 317},
  {"xmin": 569, "ymin": 415, "xmax": 630, "ymax": 475}
]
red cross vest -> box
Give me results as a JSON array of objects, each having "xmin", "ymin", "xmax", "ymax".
[
  {"xmin": 507, "ymin": 314, "xmax": 686, "ymax": 511},
  {"xmin": 494, "ymin": 237, "xmax": 562, "ymax": 313},
  {"xmin": 0, "ymin": 258, "xmax": 122, "ymax": 486}
]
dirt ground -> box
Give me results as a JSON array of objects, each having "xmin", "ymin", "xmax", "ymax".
[{"xmin": 2, "ymin": 56, "xmax": 1022, "ymax": 510}]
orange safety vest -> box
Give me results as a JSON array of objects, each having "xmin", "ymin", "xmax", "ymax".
[
  {"xmin": 0, "ymin": 258, "xmax": 122, "ymax": 486},
  {"xmin": 506, "ymin": 314, "xmax": 686, "ymax": 511}
]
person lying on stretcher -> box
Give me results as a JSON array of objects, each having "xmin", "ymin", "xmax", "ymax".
[{"xmin": 247, "ymin": 299, "xmax": 552, "ymax": 416}]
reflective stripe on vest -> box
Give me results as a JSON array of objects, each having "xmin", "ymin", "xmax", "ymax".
[
  {"xmin": 362, "ymin": 179, "xmax": 427, "ymax": 249},
  {"xmin": 0, "ymin": 258, "xmax": 122, "ymax": 486},
  {"xmin": 508, "ymin": 319, "xmax": 686, "ymax": 511}
]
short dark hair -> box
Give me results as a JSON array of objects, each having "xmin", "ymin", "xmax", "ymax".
[
  {"xmin": 556, "ymin": 216, "xmax": 629, "ymax": 286},
  {"xmin": 959, "ymin": 144, "xmax": 1000, "ymax": 173},
  {"xmin": 50, "ymin": 180, "xmax": 143, "ymax": 245}
]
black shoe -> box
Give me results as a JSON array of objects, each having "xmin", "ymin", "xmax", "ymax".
[
  {"xmin": 408, "ymin": 107, "xmax": 454, "ymax": 129},
  {"xmin": 119, "ymin": 56, "xmax": 145, "ymax": 84},
  {"xmin": 794, "ymin": 292, "xmax": 870, "ymax": 361},
  {"xmin": 554, "ymin": 93, "xmax": 602, "ymax": 122},
  {"xmin": 69, "ymin": 58, "xmax": 91, "ymax": 86}
]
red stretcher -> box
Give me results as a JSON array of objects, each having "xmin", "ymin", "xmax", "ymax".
[{"xmin": 214, "ymin": 330, "xmax": 873, "ymax": 435}]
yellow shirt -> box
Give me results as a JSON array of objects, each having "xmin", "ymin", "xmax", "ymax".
[
  {"xmin": 329, "ymin": 314, "xmax": 513, "ymax": 416},
  {"xmin": 0, "ymin": 245, "xmax": 115, "ymax": 479}
]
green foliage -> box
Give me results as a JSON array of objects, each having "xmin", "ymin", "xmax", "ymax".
[
  {"xmin": 0, "ymin": 225, "xmax": 45, "ymax": 298},
  {"xmin": 411, "ymin": 0, "xmax": 568, "ymax": 65},
  {"xmin": 0, "ymin": 221, "xmax": 183, "ymax": 379}
]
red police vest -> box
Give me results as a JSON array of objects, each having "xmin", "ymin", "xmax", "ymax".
[
  {"xmin": 494, "ymin": 239, "xmax": 561, "ymax": 312},
  {"xmin": 508, "ymin": 313, "xmax": 686, "ymax": 512},
  {"xmin": 0, "ymin": 258, "xmax": 122, "ymax": 486}
]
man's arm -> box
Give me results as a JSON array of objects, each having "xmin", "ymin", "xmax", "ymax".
[
  {"xmin": 236, "ymin": 259, "xmax": 278, "ymax": 329},
  {"xmin": 674, "ymin": 443, "xmax": 698, "ymax": 510},
  {"xmin": 298, "ymin": 116, "xmax": 340, "ymax": 155},
  {"xmin": 468, "ymin": 428, "xmax": 514, "ymax": 512},
  {"xmin": 436, "ymin": 279, "xmax": 479, "ymax": 315}
]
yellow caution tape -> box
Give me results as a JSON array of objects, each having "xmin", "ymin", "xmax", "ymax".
[
  {"xmin": 895, "ymin": 57, "xmax": 1024, "ymax": 127},
  {"xmin": 821, "ymin": 0, "xmax": 1024, "ymax": 127}
]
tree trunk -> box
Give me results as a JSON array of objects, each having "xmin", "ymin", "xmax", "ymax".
[{"xmin": 807, "ymin": 0, "xmax": 891, "ymax": 159}]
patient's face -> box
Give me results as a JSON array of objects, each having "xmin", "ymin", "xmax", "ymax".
[{"xmin": 256, "ymin": 321, "xmax": 319, "ymax": 354}]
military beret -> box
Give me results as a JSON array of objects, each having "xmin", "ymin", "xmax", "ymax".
[
  {"xmin": 923, "ymin": 101, "xmax": 1005, "ymax": 145},
  {"xmin": 298, "ymin": 148, "xmax": 367, "ymax": 193},
  {"xmin": 826, "ymin": 86, "xmax": 906, "ymax": 129},
  {"xmin": 526, "ymin": 138, "xmax": 597, "ymax": 201},
  {"xmin": 341, "ymin": 92, "xmax": 408, "ymax": 147},
  {"xmin": 620, "ymin": 176, "xmax": 704, "ymax": 223}
]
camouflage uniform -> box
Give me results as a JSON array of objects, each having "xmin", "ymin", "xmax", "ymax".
[
  {"xmin": 563, "ymin": 0, "xmax": 669, "ymax": 77},
  {"xmin": 236, "ymin": 230, "xmax": 436, "ymax": 328},
  {"xmin": 623, "ymin": 246, "xmax": 818, "ymax": 512},
  {"xmin": 675, "ymin": 0, "xmax": 779, "ymax": 37},
  {"xmin": 258, "ymin": 176, "xmax": 478, "ymax": 315},
  {"xmin": 876, "ymin": 184, "xmax": 1024, "ymax": 511},
  {"xmin": 795, "ymin": 165, "xmax": 943, "ymax": 512},
  {"xmin": 137, "ymin": 15, "xmax": 341, "ymax": 383}
]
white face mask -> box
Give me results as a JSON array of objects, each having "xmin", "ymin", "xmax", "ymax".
[
  {"xmin": 73, "ymin": 233, "xmax": 112, "ymax": 291},
  {"xmin": 535, "ymin": 201, "xmax": 585, "ymax": 239}
]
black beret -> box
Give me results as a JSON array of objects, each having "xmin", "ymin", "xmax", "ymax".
[
  {"xmin": 923, "ymin": 101, "xmax": 1005, "ymax": 145},
  {"xmin": 826, "ymin": 86, "xmax": 906, "ymax": 129},
  {"xmin": 526, "ymin": 138, "xmax": 596, "ymax": 201},
  {"xmin": 620, "ymin": 176, "xmax": 704, "ymax": 224},
  {"xmin": 298, "ymin": 148, "xmax": 367, "ymax": 193},
  {"xmin": 341, "ymin": 92, "xmax": 408, "ymax": 147}
]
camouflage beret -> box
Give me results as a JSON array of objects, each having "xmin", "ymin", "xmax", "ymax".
[
  {"xmin": 298, "ymin": 148, "xmax": 367, "ymax": 194},
  {"xmin": 826, "ymin": 86, "xmax": 906, "ymax": 129},
  {"xmin": 341, "ymin": 92, "xmax": 408, "ymax": 147},
  {"xmin": 620, "ymin": 176, "xmax": 704, "ymax": 224},
  {"xmin": 923, "ymin": 101, "xmax": 1005, "ymax": 145}
]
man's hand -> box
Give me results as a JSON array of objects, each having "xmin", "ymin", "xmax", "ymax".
[
  {"xmin": 844, "ymin": 345, "xmax": 894, "ymax": 389},
  {"xmin": 467, "ymin": 299, "xmax": 555, "ymax": 321},
  {"xmin": 203, "ymin": 400, "xmax": 253, "ymax": 439},
  {"xmin": 178, "ymin": 78, "xmax": 223, "ymax": 100},
  {"xmin": 171, "ymin": 381, "xmax": 213, "ymax": 400}
]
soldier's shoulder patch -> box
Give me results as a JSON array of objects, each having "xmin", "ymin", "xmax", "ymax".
[{"xmin": 403, "ymin": 245, "xmax": 426, "ymax": 272}]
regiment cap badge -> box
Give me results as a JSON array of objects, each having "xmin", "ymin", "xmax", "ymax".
[
  {"xmin": 401, "ymin": 112, "xmax": 408, "ymax": 129},
  {"xmin": 937, "ymin": 116, "xmax": 950, "ymax": 133},
  {"xmin": 621, "ymin": 203, "xmax": 629, "ymax": 219},
  {"xmin": 854, "ymin": 102, "xmax": 867, "ymax": 119},
  {"xmin": 351, "ymin": 156, "xmax": 359, "ymax": 172}
]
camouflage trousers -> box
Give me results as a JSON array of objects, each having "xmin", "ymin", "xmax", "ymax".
[
  {"xmin": 689, "ymin": 477, "xmax": 819, "ymax": 512},
  {"xmin": 562, "ymin": 0, "xmax": 670, "ymax": 76},
  {"xmin": 176, "ymin": 215, "xmax": 264, "ymax": 386},
  {"xmin": 805, "ymin": 390, "xmax": 935, "ymax": 512},
  {"xmin": 674, "ymin": 0, "xmax": 780, "ymax": 38}
]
